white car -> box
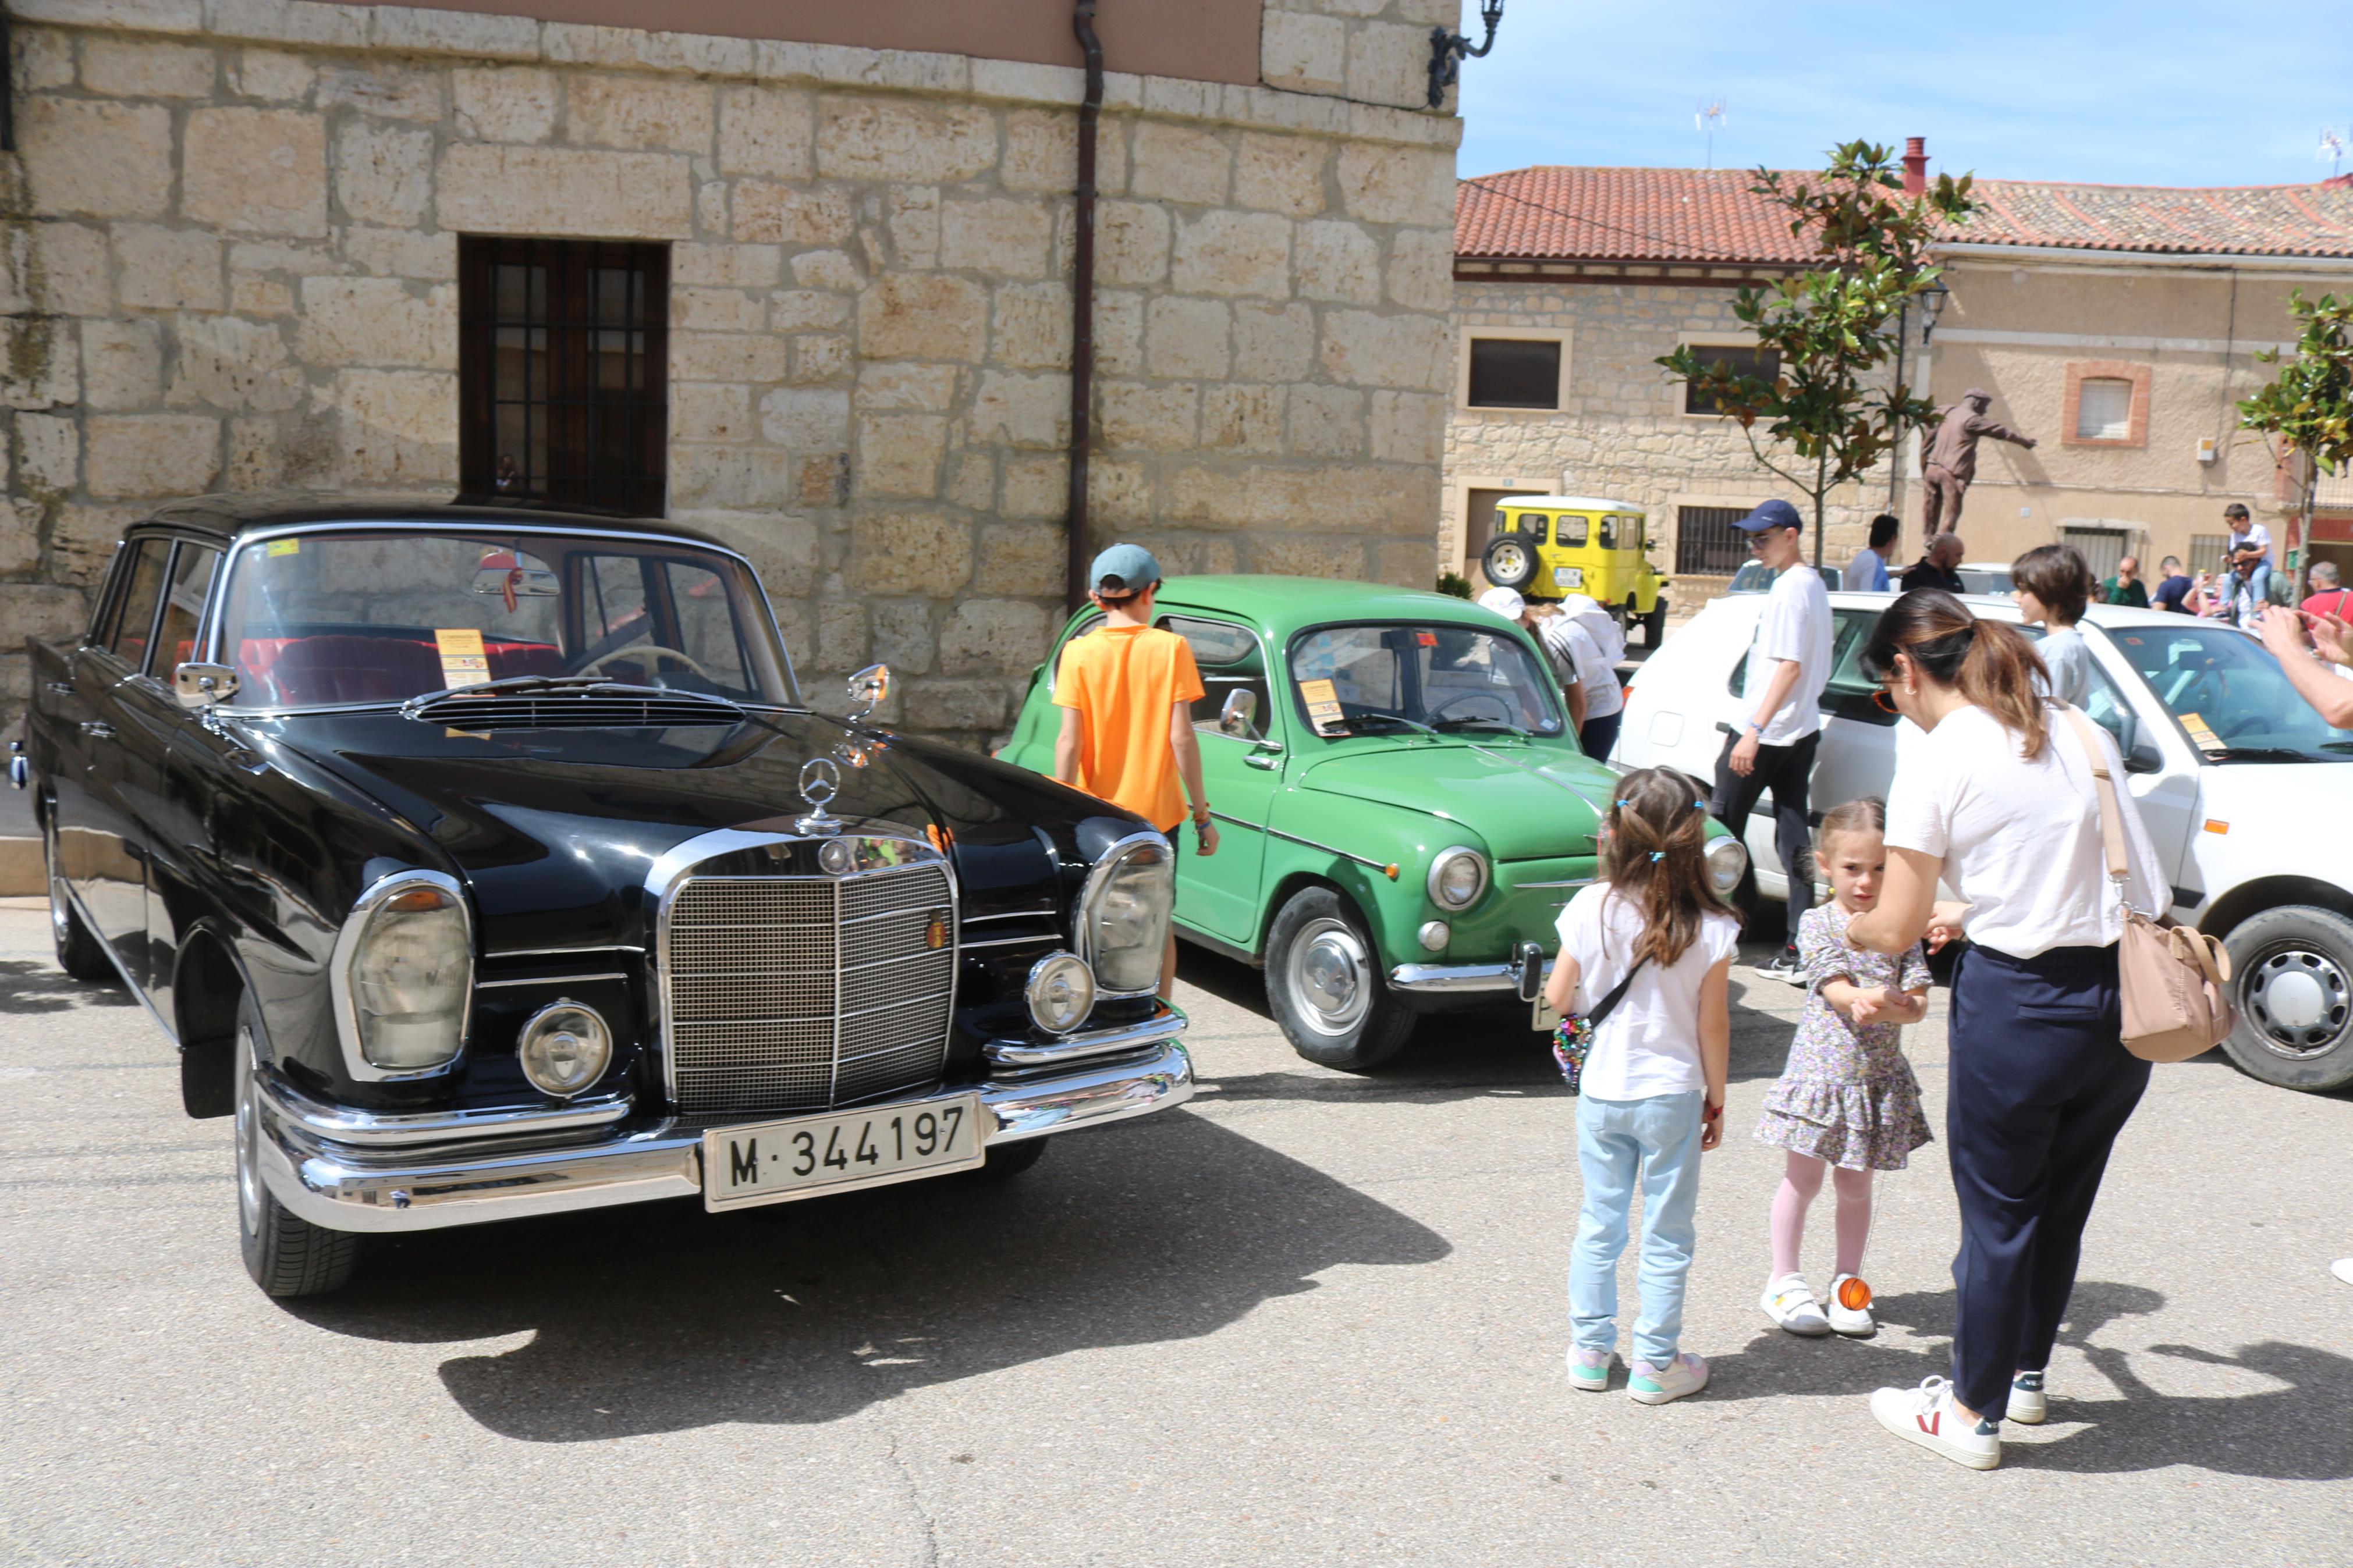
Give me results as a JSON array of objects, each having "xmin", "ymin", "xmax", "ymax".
[{"xmin": 1616, "ymin": 590, "xmax": 2353, "ymax": 1092}]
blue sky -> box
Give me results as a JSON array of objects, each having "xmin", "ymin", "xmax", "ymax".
[{"xmin": 1455, "ymin": 0, "xmax": 2353, "ymax": 188}]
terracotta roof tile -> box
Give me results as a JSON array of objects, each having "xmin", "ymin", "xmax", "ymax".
[{"xmin": 1456, "ymin": 166, "xmax": 2353, "ymax": 263}]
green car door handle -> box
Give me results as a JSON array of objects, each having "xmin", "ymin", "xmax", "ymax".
[{"xmin": 1244, "ymin": 742, "xmax": 1284, "ymax": 771}]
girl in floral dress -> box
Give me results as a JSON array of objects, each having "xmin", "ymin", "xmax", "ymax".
[{"xmin": 1755, "ymin": 798, "xmax": 1933, "ymax": 1338}]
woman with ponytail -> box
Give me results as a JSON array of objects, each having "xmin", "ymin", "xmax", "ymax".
[{"xmin": 1845, "ymin": 589, "xmax": 2169, "ymax": 1471}]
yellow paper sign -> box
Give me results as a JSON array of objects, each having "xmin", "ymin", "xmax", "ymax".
[
  {"xmin": 435, "ymin": 627, "xmax": 489, "ymax": 689},
  {"xmin": 265, "ymin": 539, "xmax": 300, "ymax": 557},
  {"xmin": 2178, "ymin": 709, "xmax": 2223, "ymax": 752},
  {"xmin": 1299, "ymin": 678, "xmax": 1336, "ymax": 704}
]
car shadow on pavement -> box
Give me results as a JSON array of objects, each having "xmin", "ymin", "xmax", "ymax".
[
  {"xmin": 285, "ymin": 1110, "xmax": 1450, "ymax": 1442},
  {"xmin": 1703, "ymin": 1279, "xmax": 2353, "ymax": 1480},
  {"xmin": 0, "ymin": 959, "xmax": 136, "ymax": 1014}
]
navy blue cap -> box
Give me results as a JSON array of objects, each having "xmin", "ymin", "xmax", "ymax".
[{"xmin": 1731, "ymin": 499, "xmax": 1802, "ymax": 533}]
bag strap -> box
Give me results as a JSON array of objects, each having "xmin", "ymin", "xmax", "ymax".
[
  {"xmin": 2057, "ymin": 706, "xmax": 2130, "ymax": 891},
  {"xmin": 1583, "ymin": 954, "xmax": 1651, "ymax": 1028}
]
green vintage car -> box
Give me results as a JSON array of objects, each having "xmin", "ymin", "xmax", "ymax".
[{"xmin": 999, "ymin": 577, "xmax": 1748, "ymax": 1069}]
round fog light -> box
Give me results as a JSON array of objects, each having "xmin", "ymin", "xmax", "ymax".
[
  {"xmin": 1417, "ymin": 920, "xmax": 1450, "ymax": 952},
  {"xmin": 1026, "ymin": 952, "xmax": 1096, "ymax": 1035},
  {"xmin": 517, "ymin": 1001, "xmax": 612, "ymax": 1098}
]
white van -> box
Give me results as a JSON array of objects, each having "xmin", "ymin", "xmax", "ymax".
[{"xmin": 1616, "ymin": 591, "xmax": 2353, "ymax": 1092}]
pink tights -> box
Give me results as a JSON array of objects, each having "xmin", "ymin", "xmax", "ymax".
[{"xmin": 1770, "ymin": 1151, "xmax": 1872, "ymax": 1279}]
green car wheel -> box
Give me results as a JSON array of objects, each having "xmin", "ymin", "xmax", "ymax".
[{"xmin": 1265, "ymin": 887, "xmax": 1417, "ymax": 1072}]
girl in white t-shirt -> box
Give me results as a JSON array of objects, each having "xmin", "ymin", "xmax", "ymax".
[{"xmin": 1543, "ymin": 767, "xmax": 1741, "ymax": 1405}]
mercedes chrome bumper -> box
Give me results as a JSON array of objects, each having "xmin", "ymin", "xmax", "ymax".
[{"xmin": 254, "ymin": 1014, "xmax": 1192, "ymax": 1235}]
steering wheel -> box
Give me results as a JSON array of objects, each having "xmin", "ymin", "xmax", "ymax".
[
  {"xmin": 578, "ymin": 642, "xmax": 716, "ymax": 682},
  {"xmin": 2216, "ymin": 712, "xmax": 2269, "ymax": 740},
  {"xmin": 1428, "ymin": 690, "xmax": 1517, "ymax": 725}
]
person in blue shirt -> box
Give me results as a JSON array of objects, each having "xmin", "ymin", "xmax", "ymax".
[
  {"xmin": 2149, "ymin": 555, "xmax": 2195, "ymax": 614},
  {"xmin": 1843, "ymin": 514, "xmax": 1899, "ymax": 592}
]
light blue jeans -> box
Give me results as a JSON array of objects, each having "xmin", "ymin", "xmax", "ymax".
[{"xmin": 1570, "ymin": 1089, "xmax": 1705, "ymax": 1367}]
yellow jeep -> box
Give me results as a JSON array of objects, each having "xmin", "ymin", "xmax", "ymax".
[{"xmin": 1481, "ymin": 495, "xmax": 1671, "ymax": 646}]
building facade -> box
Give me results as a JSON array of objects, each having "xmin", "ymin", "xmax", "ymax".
[
  {"xmin": 1447, "ymin": 159, "xmax": 2353, "ymax": 609},
  {"xmin": 1, "ymin": 0, "xmax": 1463, "ymax": 744}
]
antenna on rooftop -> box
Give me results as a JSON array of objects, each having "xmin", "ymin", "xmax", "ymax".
[
  {"xmin": 1697, "ymin": 99, "xmax": 1727, "ymax": 170},
  {"xmin": 2323, "ymin": 125, "xmax": 2348, "ymax": 179}
]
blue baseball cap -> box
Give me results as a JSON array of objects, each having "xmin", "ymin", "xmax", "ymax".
[
  {"xmin": 1731, "ymin": 499, "xmax": 1802, "ymax": 533},
  {"xmin": 1089, "ymin": 542, "xmax": 1162, "ymax": 596}
]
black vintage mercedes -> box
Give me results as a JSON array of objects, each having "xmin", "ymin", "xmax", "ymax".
[{"xmin": 11, "ymin": 497, "xmax": 1191, "ymax": 1297}]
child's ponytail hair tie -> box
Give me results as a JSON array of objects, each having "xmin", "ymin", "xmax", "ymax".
[
  {"xmin": 1649, "ymin": 851, "xmax": 1664, "ymax": 862},
  {"xmin": 1614, "ymin": 798, "xmax": 1631, "ymax": 809}
]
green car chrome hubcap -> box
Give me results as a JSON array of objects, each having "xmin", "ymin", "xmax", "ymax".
[{"xmin": 1290, "ymin": 916, "xmax": 1372, "ymax": 1037}]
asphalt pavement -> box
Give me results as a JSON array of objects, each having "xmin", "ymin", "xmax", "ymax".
[{"xmin": 2, "ymin": 897, "xmax": 2349, "ymax": 1567}]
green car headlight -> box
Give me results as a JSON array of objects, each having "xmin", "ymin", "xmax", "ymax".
[
  {"xmin": 1427, "ymin": 847, "xmax": 1489, "ymax": 910},
  {"xmin": 1706, "ymin": 835, "xmax": 1748, "ymax": 895}
]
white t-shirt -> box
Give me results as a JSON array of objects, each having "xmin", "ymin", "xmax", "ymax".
[
  {"xmin": 2228, "ymin": 522, "xmax": 2273, "ymax": 567},
  {"xmin": 1742, "ymin": 563, "xmax": 1834, "ymax": 744},
  {"xmin": 2036, "ymin": 626, "xmax": 2093, "ymax": 707},
  {"xmin": 1538, "ymin": 614, "xmax": 1623, "ymax": 720},
  {"xmin": 1884, "ymin": 703, "xmax": 2169, "ymax": 958},
  {"xmin": 1555, "ymin": 593, "xmax": 1627, "ymax": 666},
  {"xmin": 1554, "ymin": 883, "xmax": 1742, "ymax": 1101},
  {"xmin": 1843, "ymin": 547, "xmax": 1891, "ymax": 591}
]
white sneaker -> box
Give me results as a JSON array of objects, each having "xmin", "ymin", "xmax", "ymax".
[
  {"xmin": 1871, "ymin": 1376, "xmax": 2000, "ymax": 1471},
  {"xmin": 1566, "ymin": 1347, "xmax": 1612, "ymax": 1392},
  {"xmin": 2007, "ymin": 1370, "xmax": 2047, "ymax": 1424},
  {"xmin": 2333, "ymin": 1258, "xmax": 2353, "ymax": 1287},
  {"xmin": 1760, "ymin": 1274, "xmax": 1831, "ymax": 1336},
  {"xmin": 1826, "ymin": 1274, "xmax": 1876, "ymax": 1337},
  {"xmin": 1627, "ymin": 1351, "xmax": 1709, "ymax": 1405}
]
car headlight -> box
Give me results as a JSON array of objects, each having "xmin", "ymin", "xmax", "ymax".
[
  {"xmin": 339, "ymin": 872, "xmax": 471, "ymax": 1073},
  {"xmin": 1426, "ymin": 846, "xmax": 1489, "ymax": 910},
  {"xmin": 517, "ymin": 1001, "xmax": 612, "ymax": 1097},
  {"xmin": 1705, "ymin": 835, "xmax": 1748, "ymax": 895},
  {"xmin": 1027, "ymin": 952, "xmax": 1097, "ymax": 1035},
  {"xmin": 1077, "ymin": 834, "xmax": 1174, "ymax": 997}
]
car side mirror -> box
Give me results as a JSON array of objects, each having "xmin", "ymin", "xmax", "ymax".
[
  {"xmin": 1217, "ymin": 688, "xmax": 1259, "ymax": 739},
  {"xmin": 173, "ymin": 662, "xmax": 239, "ymax": 710},
  {"xmin": 845, "ymin": 663, "xmax": 890, "ymax": 721},
  {"xmin": 2124, "ymin": 740, "xmax": 2163, "ymax": 775}
]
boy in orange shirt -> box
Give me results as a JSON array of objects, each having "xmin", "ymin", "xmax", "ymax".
[{"xmin": 1052, "ymin": 544, "xmax": 1218, "ymax": 998}]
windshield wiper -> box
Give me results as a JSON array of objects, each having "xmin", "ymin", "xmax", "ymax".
[
  {"xmin": 2202, "ymin": 746, "xmax": 2318, "ymax": 763},
  {"xmin": 1432, "ymin": 716, "xmax": 1530, "ymax": 737}
]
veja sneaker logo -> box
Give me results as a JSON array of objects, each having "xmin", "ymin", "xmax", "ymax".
[{"xmin": 1917, "ymin": 1410, "xmax": 1941, "ymax": 1437}]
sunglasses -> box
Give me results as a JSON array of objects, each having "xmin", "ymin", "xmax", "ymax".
[{"xmin": 1871, "ymin": 688, "xmax": 1900, "ymax": 714}]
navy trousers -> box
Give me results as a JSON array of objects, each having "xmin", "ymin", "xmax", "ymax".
[{"xmin": 1944, "ymin": 941, "xmax": 2150, "ymax": 1418}]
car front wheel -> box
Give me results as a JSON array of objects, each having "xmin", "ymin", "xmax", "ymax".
[
  {"xmin": 1265, "ymin": 887, "xmax": 1416, "ymax": 1072},
  {"xmin": 235, "ymin": 993, "xmax": 361, "ymax": 1297},
  {"xmin": 44, "ymin": 817, "xmax": 114, "ymax": 984},
  {"xmin": 2219, "ymin": 905, "xmax": 2353, "ymax": 1092}
]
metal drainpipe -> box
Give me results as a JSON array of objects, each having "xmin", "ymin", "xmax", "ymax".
[{"xmin": 1064, "ymin": 1, "xmax": 1104, "ymax": 611}]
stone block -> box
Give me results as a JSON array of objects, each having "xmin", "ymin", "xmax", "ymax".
[
  {"xmin": 793, "ymin": 452, "xmax": 850, "ymax": 506},
  {"xmin": 335, "ymin": 120, "xmax": 434, "ymax": 228},
  {"xmin": 768, "ymin": 290, "xmax": 853, "ymax": 331},
  {"xmin": 1130, "ymin": 122, "xmax": 1230, "ymax": 207},
  {"xmin": 674, "ymin": 509, "xmax": 819, "ymax": 599},
  {"xmin": 674, "ymin": 243, "xmax": 782, "ymax": 289},
  {"xmin": 1344, "ymin": 22, "xmax": 1430, "ymax": 111},
  {"xmin": 1286, "ymin": 383, "xmax": 1365, "ymax": 457},
  {"xmin": 343, "ymin": 227, "xmax": 457, "ymax": 280},
  {"xmin": 671, "ymin": 330, "xmax": 790, "ymax": 385},
  {"xmin": 115, "ymin": 226, "xmax": 226, "ymax": 312},
  {"xmin": 990, "ymin": 282, "xmax": 1073, "ymax": 371},
  {"xmin": 1002, "ymin": 108, "xmax": 1074, "ymax": 194},
  {"xmin": 1320, "ymin": 309, "xmax": 1450, "ymax": 390},
  {"xmin": 814, "ymin": 596, "xmax": 868, "ymax": 677},
  {"xmin": 0, "ymin": 585, "xmax": 90, "ymax": 649},
  {"xmin": 869, "ymin": 599, "xmax": 936, "ymax": 675},
  {"xmin": 569, "ymin": 74, "xmax": 716, "ymax": 154},
  {"xmin": 732, "ymin": 182, "xmax": 856, "ymax": 247},
  {"xmin": 1296, "ymin": 219, "xmax": 1380, "ymax": 303},
  {"xmin": 668, "ymin": 445, "xmax": 791, "ymax": 510},
  {"xmin": 671, "ymin": 287, "xmax": 768, "ymax": 335},
  {"xmin": 86, "ymin": 413, "xmax": 219, "ymax": 497},
  {"xmin": 1095, "ymin": 202, "xmax": 1170, "ymax": 287},
  {"xmin": 1100, "ymin": 381, "xmax": 1198, "ymax": 452},
  {"xmin": 10, "ymin": 0, "xmax": 192, "ymax": 27},
  {"xmin": 1370, "ymin": 536, "xmax": 1437, "ymax": 588},
  {"xmin": 857, "ymin": 364, "xmax": 959, "ymax": 412},
  {"xmin": 1234, "ymin": 133, "xmax": 1328, "ymax": 217},
  {"xmin": 1259, "ymin": 8, "xmax": 1346, "ymax": 95},
  {"xmin": 790, "ymin": 335, "xmax": 852, "ymax": 383},
  {"xmin": 1338, "ymin": 143, "xmax": 1455, "ymax": 226},
  {"xmin": 184, "ymin": 107, "xmax": 328, "ymax": 237},
  {"xmin": 20, "ymin": 99, "xmax": 174, "ymax": 219},
  {"xmin": 1385, "ymin": 226, "xmax": 1452, "ymax": 312},
  {"xmin": 318, "ymin": 63, "xmax": 440, "ymax": 122},
  {"xmin": 790, "ymin": 250, "xmax": 865, "ymax": 292},
  {"xmin": 856, "ymin": 414, "xmax": 947, "ymax": 497},
  {"xmin": 672, "ymin": 383, "xmax": 751, "ymax": 444},
  {"xmin": 1094, "ymin": 290, "xmax": 1144, "ymax": 376},
  {"xmin": 1162, "ymin": 464, "xmax": 1251, "ymax": 529},
  {"xmin": 1000, "ymin": 454, "xmax": 1066, "ymax": 518},
  {"xmin": 760, "ymin": 386, "xmax": 851, "ymax": 450},
  {"xmin": 0, "ymin": 501, "xmax": 39, "ymax": 577},
  {"xmin": 80, "ymin": 38, "xmax": 216, "ymax": 97},
  {"xmin": 1171, "ymin": 209, "xmax": 1293, "ymax": 300},
  {"xmin": 718, "ymin": 86, "xmax": 812, "ymax": 178},
  {"xmin": 940, "ymin": 200, "xmax": 1055, "ymax": 280},
  {"xmin": 1144, "ymin": 296, "xmax": 1230, "ymax": 379},
  {"xmin": 1087, "ymin": 457, "xmax": 1151, "ymax": 525},
  {"xmin": 858, "ymin": 275, "xmax": 988, "ymax": 363},
  {"xmin": 816, "ymin": 97, "xmax": 996, "ymax": 184},
  {"xmin": 230, "ymin": 48, "xmax": 315, "ymax": 104},
  {"xmin": 211, "ymin": 0, "xmax": 365, "ymax": 47},
  {"xmin": 1255, "ymin": 535, "xmax": 1366, "ymax": 580},
  {"xmin": 438, "ymin": 145, "xmax": 694, "ymax": 240},
  {"xmin": 938, "ymin": 599, "xmax": 1049, "ymax": 675},
  {"xmin": 336, "ymin": 369, "xmax": 455, "ymax": 485},
  {"xmin": 2, "ymin": 318, "xmax": 77, "ymax": 409},
  {"xmin": 452, "ymin": 67, "xmax": 559, "ymax": 143},
  {"xmin": 886, "ymin": 189, "xmax": 939, "ymax": 270},
  {"xmin": 295, "ymin": 276, "xmax": 452, "ymax": 368},
  {"xmin": 54, "ymin": 503, "xmax": 149, "ymax": 584},
  {"xmin": 18, "ymin": 414, "xmax": 79, "ymax": 494},
  {"xmin": 967, "ymin": 371, "xmax": 1069, "ymax": 450},
  {"xmin": 24, "ymin": 225, "xmax": 109, "ymax": 317},
  {"xmin": 968, "ymin": 522, "xmax": 1064, "ymax": 594},
  {"xmin": 855, "ymin": 511, "xmax": 972, "ymax": 595},
  {"xmin": 1369, "ymin": 389, "xmax": 1443, "ymax": 464},
  {"xmin": 370, "ymin": 5, "xmax": 538, "ymax": 59},
  {"xmin": 16, "ymin": 27, "xmax": 73, "ymax": 91},
  {"xmin": 1202, "ymin": 383, "xmax": 1286, "ymax": 454},
  {"xmin": 904, "ymin": 680, "xmax": 1007, "ymax": 734},
  {"xmin": 222, "ymin": 415, "xmax": 278, "ymax": 489},
  {"xmin": 1231, "ymin": 301, "xmax": 1315, "ymax": 382},
  {"xmin": 81, "ymin": 318, "xmax": 165, "ymax": 411},
  {"xmin": 171, "ymin": 313, "xmax": 307, "ymax": 410}
]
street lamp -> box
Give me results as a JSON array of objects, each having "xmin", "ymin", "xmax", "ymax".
[
  {"xmin": 1919, "ymin": 278, "xmax": 1953, "ymax": 343},
  {"xmin": 1428, "ymin": 0, "xmax": 1503, "ymax": 109}
]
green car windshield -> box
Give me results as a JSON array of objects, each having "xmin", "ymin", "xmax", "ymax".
[
  {"xmin": 2105, "ymin": 623, "xmax": 2353, "ymax": 763},
  {"xmin": 1289, "ymin": 623, "xmax": 1565, "ymax": 739}
]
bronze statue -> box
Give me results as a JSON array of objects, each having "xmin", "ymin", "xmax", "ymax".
[{"xmin": 1921, "ymin": 387, "xmax": 2036, "ymax": 535}]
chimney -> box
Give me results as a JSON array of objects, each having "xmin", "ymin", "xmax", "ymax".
[{"xmin": 1902, "ymin": 136, "xmax": 1928, "ymax": 195}]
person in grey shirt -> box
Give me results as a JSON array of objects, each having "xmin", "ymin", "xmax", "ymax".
[
  {"xmin": 2012, "ymin": 544, "xmax": 2095, "ymax": 706},
  {"xmin": 1844, "ymin": 514, "xmax": 1900, "ymax": 591}
]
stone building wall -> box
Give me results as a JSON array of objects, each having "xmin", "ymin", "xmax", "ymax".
[
  {"xmin": 1446, "ymin": 279, "xmax": 1887, "ymax": 603},
  {"xmin": 1, "ymin": 0, "xmax": 1461, "ymax": 743}
]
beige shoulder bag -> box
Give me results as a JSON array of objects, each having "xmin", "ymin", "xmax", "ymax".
[{"xmin": 2058, "ymin": 706, "xmax": 2235, "ymax": 1062}]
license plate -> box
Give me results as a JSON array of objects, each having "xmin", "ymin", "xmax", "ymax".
[
  {"xmin": 702, "ymin": 1094, "xmax": 986, "ymax": 1211},
  {"xmin": 1553, "ymin": 566, "xmax": 1584, "ymax": 588},
  {"xmin": 1532, "ymin": 995, "xmax": 1561, "ymax": 1032}
]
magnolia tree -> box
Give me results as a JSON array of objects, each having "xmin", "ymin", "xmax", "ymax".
[
  {"xmin": 2239, "ymin": 291, "xmax": 2353, "ymax": 602},
  {"xmin": 1659, "ymin": 141, "xmax": 1976, "ymax": 567}
]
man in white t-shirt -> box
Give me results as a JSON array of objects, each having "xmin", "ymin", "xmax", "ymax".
[
  {"xmin": 1843, "ymin": 513, "xmax": 1900, "ymax": 591},
  {"xmin": 1711, "ymin": 499, "xmax": 1834, "ymax": 979},
  {"xmin": 1539, "ymin": 599, "xmax": 1625, "ymax": 759}
]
